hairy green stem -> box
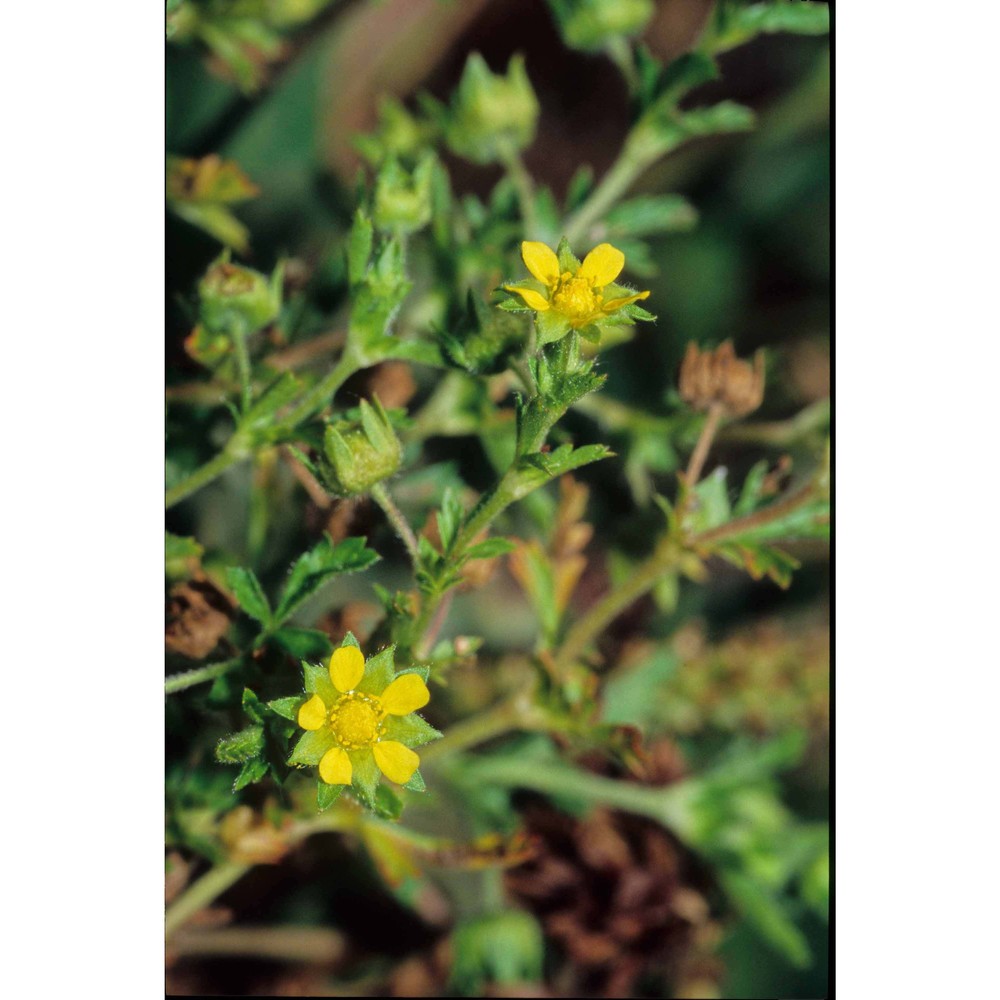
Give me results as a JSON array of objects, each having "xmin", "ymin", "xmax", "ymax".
[
  {"xmin": 165, "ymin": 657, "xmax": 242, "ymax": 695},
  {"xmin": 500, "ymin": 149, "xmax": 537, "ymax": 238},
  {"xmin": 165, "ymin": 440, "xmax": 249, "ymax": 509},
  {"xmin": 165, "ymin": 860, "xmax": 250, "ymax": 940},
  {"xmin": 278, "ymin": 351, "xmax": 363, "ymax": 431},
  {"xmin": 371, "ymin": 482, "xmax": 421, "ymax": 567},
  {"xmin": 232, "ymin": 328, "xmax": 253, "ymax": 414},
  {"xmin": 563, "ymin": 144, "xmax": 650, "ymax": 246},
  {"xmin": 421, "ymin": 695, "xmax": 539, "ymax": 764}
]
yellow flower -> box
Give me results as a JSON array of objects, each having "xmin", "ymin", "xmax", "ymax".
[
  {"xmin": 503, "ymin": 240, "xmax": 650, "ymax": 337},
  {"xmin": 289, "ymin": 641, "xmax": 441, "ymax": 805}
]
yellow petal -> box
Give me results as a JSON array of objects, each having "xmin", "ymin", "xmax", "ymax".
[
  {"xmin": 297, "ymin": 694, "xmax": 327, "ymax": 731},
  {"xmin": 521, "ymin": 241, "xmax": 560, "ymax": 286},
  {"xmin": 577, "ymin": 243, "xmax": 625, "ymax": 286},
  {"xmin": 504, "ymin": 285, "xmax": 550, "ymax": 311},
  {"xmin": 602, "ymin": 290, "xmax": 650, "ymax": 312},
  {"xmin": 329, "ymin": 645, "xmax": 365, "ymax": 693},
  {"xmin": 373, "ymin": 740, "xmax": 420, "ymax": 784},
  {"xmin": 319, "ymin": 746, "xmax": 352, "ymax": 785},
  {"xmin": 380, "ymin": 673, "xmax": 431, "ymax": 716}
]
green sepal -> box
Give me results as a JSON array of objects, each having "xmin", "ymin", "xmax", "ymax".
[
  {"xmin": 266, "ymin": 696, "xmax": 301, "ymax": 721},
  {"xmin": 555, "ymin": 237, "xmax": 580, "ymax": 272},
  {"xmin": 349, "ymin": 748, "xmax": 381, "ymax": 807},
  {"xmin": 288, "ymin": 727, "xmax": 337, "ymax": 767},
  {"xmin": 302, "ymin": 660, "xmax": 337, "ymax": 705},
  {"xmin": 341, "ymin": 631, "xmax": 361, "ymax": 649},
  {"xmin": 577, "ymin": 323, "xmax": 601, "ymax": 344},
  {"xmin": 357, "ymin": 645, "xmax": 396, "ymax": 695},
  {"xmin": 215, "ymin": 725, "xmax": 265, "ymax": 764},
  {"xmin": 384, "ymin": 713, "xmax": 443, "ymax": 749},
  {"xmin": 393, "ymin": 664, "xmax": 430, "ymax": 683},
  {"xmin": 534, "ymin": 310, "xmax": 572, "ymax": 346},
  {"xmin": 226, "ymin": 567, "xmax": 272, "ymax": 627},
  {"xmin": 233, "ymin": 757, "xmax": 269, "ymax": 791},
  {"xmin": 373, "ymin": 783, "xmax": 404, "ymax": 820},
  {"xmin": 317, "ymin": 780, "xmax": 344, "ymax": 813},
  {"xmin": 403, "ymin": 769, "xmax": 426, "ymax": 793}
]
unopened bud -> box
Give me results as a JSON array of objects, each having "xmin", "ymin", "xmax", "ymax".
[
  {"xmin": 373, "ymin": 156, "xmax": 434, "ymax": 235},
  {"xmin": 317, "ymin": 396, "xmax": 402, "ymax": 497},
  {"xmin": 446, "ymin": 54, "xmax": 539, "ymax": 164},
  {"xmin": 198, "ymin": 254, "xmax": 282, "ymax": 335},
  {"xmin": 553, "ymin": 0, "xmax": 654, "ymax": 52}
]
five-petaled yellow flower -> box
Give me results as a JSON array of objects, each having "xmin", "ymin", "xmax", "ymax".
[
  {"xmin": 504, "ymin": 240, "xmax": 650, "ymax": 331},
  {"xmin": 291, "ymin": 643, "xmax": 437, "ymax": 790}
]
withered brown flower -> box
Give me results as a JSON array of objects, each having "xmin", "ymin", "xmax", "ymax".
[{"xmin": 679, "ymin": 340, "xmax": 765, "ymax": 419}]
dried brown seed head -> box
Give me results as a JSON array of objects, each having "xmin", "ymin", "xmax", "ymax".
[{"xmin": 679, "ymin": 340, "xmax": 765, "ymax": 418}]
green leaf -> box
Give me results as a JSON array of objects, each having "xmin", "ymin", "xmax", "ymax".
[
  {"xmin": 317, "ymin": 780, "xmax": 344, "ymax": 812},
  {"xmin": 437, "ymin": 487, "xmax": 464, "ymax": 554},
  {"xmin": 270, "ymin": 626, "xmax": 334, "ymax": 660},
  {"xmin": 165, "ymin": 531, "xmax": 203, "ymax": 581},
  {"xmin": 266, "ymin": 696, "xmax": 302, "ymax": 721},
  {"xmin": 347, "ymin": 209, "xmax": 374, "ymax": 285},
  {"xmin": 233, "ymin": 757, "xmax": 269, "ymax": 791},
  {"xmin": 357, "ymin": 646, "xmax": 396, "ymax": 695},
  {"xmin": 226, "ymin": 567, "xmax": 272, "ymax": 627},
  {"xmin": 604, "ymin": 194, "xmax": 698, "ymax": 237},
  {"xmin": 464, "ymin": 537, "xmax": 516, "ymax": 560},
  {"xmin": 215, "ymin": 725, "xmax": 265, "ymax": 764},
  {"xmin": 288, "ymin": 728, "xmax": 337, "ymax": 767},
  {"xmin": 720, "ymin": 870, "xmax": 811, "ymax": 968},
  {"xmin": 715, "ymin": 541, "xmax": 801, "ymax": 588},
  {"xmin": 273, "ymin": 535, "xmax": 380, "ymax": 625},
  {"xmin": 302, "ymin": 660, "xmax": 337, "ymax": 705},
  {"xmin": 384, "ymin": 713, "xmax": 443, "ymax": 748},
  {"xmin": 241, "ymin": 688, "xmax": 266, "ymax": 724}
]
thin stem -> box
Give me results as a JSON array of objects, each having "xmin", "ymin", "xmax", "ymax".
[
  {"xmin": 563, "ymin": 146, "xmax": 649, "ymax": 246},
  {"xmin": 605, "ymin": 36, "xmax": 640, "ymax": 93},
  {"xmin": 280, "ymin": 351, "xmax": 363, "ymax": 430},
  {"xmin": 233, "ymin": 328, "xmax": 253, "ymax": 413},
  {"xmin": 165, "ymin": 441, "xmax": 248, "ymax": 510},
  {"xmin": 165, "ymin": 657, "xmax": 242, "ymax": 695},
  {"xmin": 553, "ymin": 538, "xmax": 678, "ymax": 673},
  {"xmin": 371, "ymin": 482, "xmax": 420, "ymax": 567},
  {"xmin": 416, "ymin": 590, "xmax": 454, "ymax": 661},
  {"xmin": 501, "ymin": 149, "xmax": 537, "ymax": 238},
  {"xmin": 685, "ymin": 402, "xmax": 725, "ymax": 485},
  {"xmin": 165, "ymin": 860, "xmax": 250, "ymax": 940},
  {"xmin": 420, "ymin": 694, "xmax": 539, "ymax": 764}
]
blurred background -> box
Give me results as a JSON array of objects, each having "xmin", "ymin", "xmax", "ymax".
[{"xmin": 166, "ymin": 1, "xmax": 829, "ymax": 996}]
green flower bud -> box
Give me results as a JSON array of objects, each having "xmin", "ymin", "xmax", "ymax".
[
  {"xmin": 549, "ymin": 0, "xmax": 654, "ymax": 51},
  {"xmin": 446, "ymin": 54, "xmax": 539, "ymax": 164},
  {"xmin": 441, "ymin": 290, "xmax": 527, "ymax": 375},
  {"xmin": 198, "ymin": 254, "xmax": 283, "ymax": 335},
  {"xmin": 355, "ymin": 96, "xmax": 435, "ymax": 166},
  {"xmin": 317, "ymin": 397, "xmax": 402, "ymax": 497},
  {"xmin": 373, "ymin": 156, "xmax": 434, "ymax": 235}
]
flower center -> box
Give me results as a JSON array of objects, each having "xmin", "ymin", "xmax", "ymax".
[
  {"xmin": 551, "ymin": 274, "xmax": 602, "ymax": 324},
  {"xmin": 329, "ymin": 692, "xmax": 385, "ymax": 750}
]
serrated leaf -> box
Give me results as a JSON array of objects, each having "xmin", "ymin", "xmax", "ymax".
[
  {"xmin": 270, "ymin": 626, "xmax": 334, "ymax": 660},
  {"xmin": 464, "ymin": 537, "xmax": 516, "ymax": 560},
  {"xmin": 273, "ymin": 535, "xmax": 380, "ymax": 625},
  {"xmin": 233, "ymin": 757, "xmax": 269, "ymax": 791},
  {"xmin": 226, "ymin": 567, "xmax": 272, "ymax": 627},
  {"xmin": 242, "ymin": 688, "xmax": 266, "ymax": 724},
  {"xmin": 216, "ymin": 725, "xmax": 265, "ymax": 764},
  {"xmin": 604, "ymin": 194, "xmax": 698, "ymax": 237},
  {"xmin": 373, "ymin": 783, "xmax": 405, "ymax": 820}
]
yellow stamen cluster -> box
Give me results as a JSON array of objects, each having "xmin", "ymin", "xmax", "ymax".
[{"xmin": 328, "ymin": 692, "xmax": 386, "ymax": 750}]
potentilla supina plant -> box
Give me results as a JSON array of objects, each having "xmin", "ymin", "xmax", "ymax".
[
  {"xmin": 289, "ymin": 638, "xmax": 441, "ymax": 808},
  {"xmin": 500, "ymin": 238, "xmax": 653, "ymax": 345}
]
